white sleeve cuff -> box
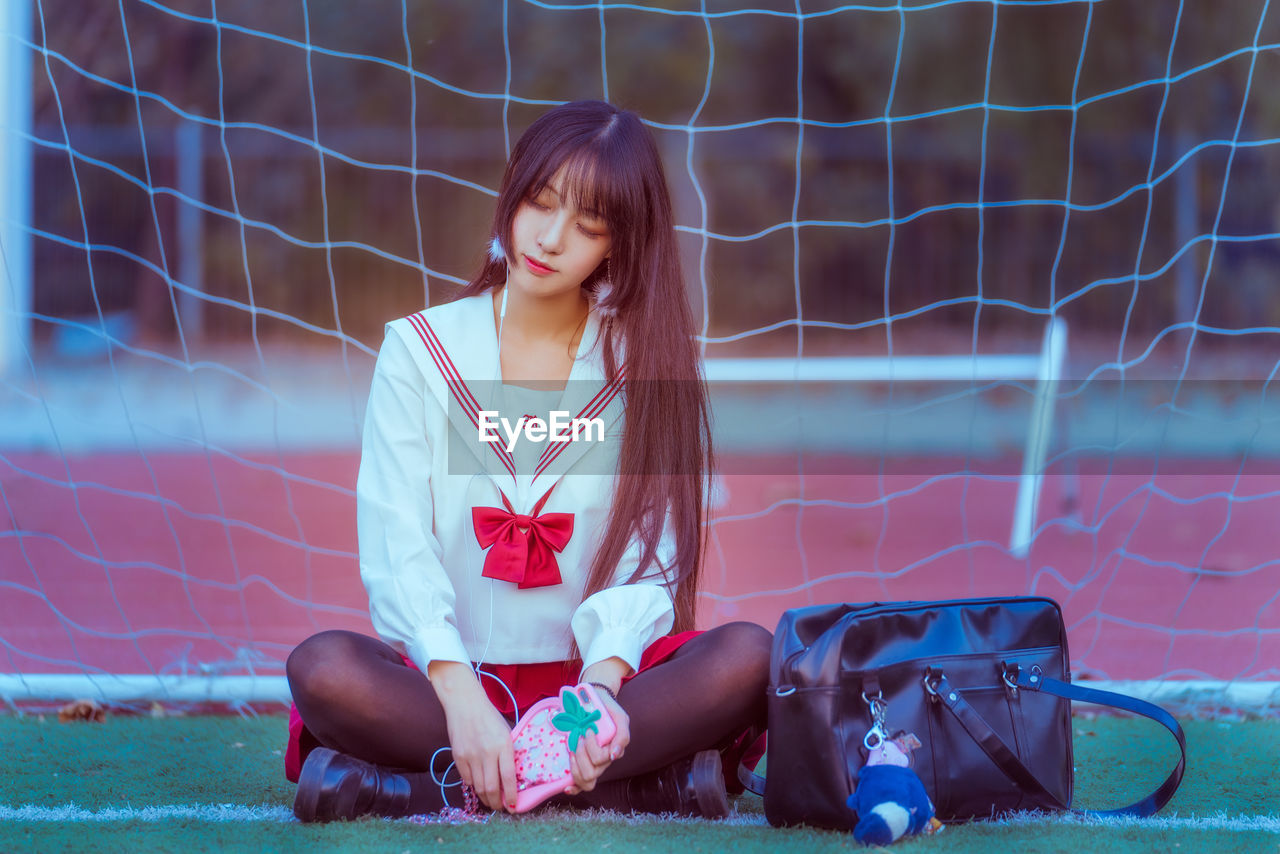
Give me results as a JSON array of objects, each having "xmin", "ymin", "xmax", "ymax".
[
  {"xmin": 580, "ymin": 627, "xmax": 647, "ymax": 675},
  {"xmin": 571, "ymin": 584, "xmax": 675, "ymax": 673},
  {"xmin": 407, "ymin": 627, "xmax": 471, "ymax": 672}
]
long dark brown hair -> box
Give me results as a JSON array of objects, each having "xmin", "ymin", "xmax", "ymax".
[{"xmin": 458, "ymin": 100, "xmax": 711, "ymax": 634}]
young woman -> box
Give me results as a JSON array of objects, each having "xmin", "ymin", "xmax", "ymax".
[{"xmin": 284, "ymin": 100, "xmax": 771, "ymax": 821}]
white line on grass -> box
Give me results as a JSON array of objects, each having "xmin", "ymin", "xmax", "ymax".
[
  {"xmin": 1, "ymin": 804, "xmax": 1277, "ymax": 833},
  {"xmin": 991, "ymin": 810, "xmax": 1280, "ymax": 833},
  {"xmin": 0, "ymin": 804, "xmax": 295, "ymax": 822},
  {"xmin": 550, "ymin": 808, "xmax": 1280, "ymax": 833}
]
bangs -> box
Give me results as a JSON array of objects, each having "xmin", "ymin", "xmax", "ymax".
[
  {"xmin": 492, "ymin": 102, "xmax": 664, "ymax": 260},
  {"xmin": 525, "ymin": 140, "xmax": 641, "ymax": 231}
]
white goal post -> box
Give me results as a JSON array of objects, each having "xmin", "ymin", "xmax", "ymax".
[{"xmin": 0, "ymin": 0, "xmax": 33, "ymax": 376}]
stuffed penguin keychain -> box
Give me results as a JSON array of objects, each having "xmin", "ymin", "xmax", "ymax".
[{"xmin": 848, "ymin": 717, "xmax": 943, "ymax": 846}]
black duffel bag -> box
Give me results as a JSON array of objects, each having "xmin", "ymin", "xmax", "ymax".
[{"xmin": 740, "ymin": 596, "xmax": 1186, "ymax": 830}]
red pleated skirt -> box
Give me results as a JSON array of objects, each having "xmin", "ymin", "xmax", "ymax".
[{"xmin": 284, "ymin": 630, "xmax": 767, "ymax": 784}]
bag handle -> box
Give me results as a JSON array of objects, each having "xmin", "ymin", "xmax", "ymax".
[{"xmin": 932, "ymin": 669, "xmax": 1186, "ymax": 817}]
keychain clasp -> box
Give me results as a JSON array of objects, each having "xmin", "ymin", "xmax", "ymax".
[{"xmin": 861, "ymin": 689, "xmax": 889, "ymax": 750}]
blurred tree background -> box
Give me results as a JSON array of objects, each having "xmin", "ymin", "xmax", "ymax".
[{"xmin": 26, "ymin": 0, "xmax": 1280, "ymax": 357}]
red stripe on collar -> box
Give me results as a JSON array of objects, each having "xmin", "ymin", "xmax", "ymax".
[
  {"xmin": 533, "ymin": 367, "xmax": 626, "ymax": 480},
  {"xmin": 405, "ymin": 312, "xmax": 517, "ymax": 480}
]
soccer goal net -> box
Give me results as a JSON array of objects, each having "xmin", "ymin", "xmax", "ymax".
[{"xmin": 2, "ymin": 1, "xmax": 1277, "ymax": 715}]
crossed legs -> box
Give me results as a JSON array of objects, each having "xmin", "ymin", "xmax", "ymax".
[{"xmin": 285, "ymin": 621, "xmax": 771, "ymax": 812}]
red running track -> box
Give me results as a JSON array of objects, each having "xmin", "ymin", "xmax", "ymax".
[{"xmin": 1, "ymin": 452, "xmax": 1277, "ymax": 682}]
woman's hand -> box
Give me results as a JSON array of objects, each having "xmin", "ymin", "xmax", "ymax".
[
  {"xmin": 429, "ymin": 660, "xmax": 518, "ymax": 813},
  {"xmin": 567, "ymin": 660, "xmax": 632, "ymax": 794},
  {"xmin": 565, "ymin": 687, "xmax": 630, "ymax": 794}
]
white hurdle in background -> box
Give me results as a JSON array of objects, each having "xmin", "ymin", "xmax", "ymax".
[{"xmin": 704, "ymin": 317, "xmax": 1069, "ymax": 559}]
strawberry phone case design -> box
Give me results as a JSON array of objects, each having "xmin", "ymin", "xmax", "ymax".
[{"xmin": 509, "ymin": 683, "xmax": 617, "ymax": 813}]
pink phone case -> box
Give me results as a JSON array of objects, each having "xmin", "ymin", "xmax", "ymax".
[{"xmin": 509, "ymin": 682, "xmax": 617, "ymax": 813}]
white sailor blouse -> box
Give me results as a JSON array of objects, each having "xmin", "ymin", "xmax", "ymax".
[{"xmin": 356, "ymin": 294, "xmax": 677, "ymax": 675}]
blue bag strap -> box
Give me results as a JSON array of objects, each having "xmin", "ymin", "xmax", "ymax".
[{"xmin": 934, "ymin": 670, "xmax": 1186, "ymax": 817}]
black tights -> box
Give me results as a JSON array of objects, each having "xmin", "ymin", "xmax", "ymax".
[{"xmin": 286, "ymin": 622, "xmax": 771, "ymax": 812}]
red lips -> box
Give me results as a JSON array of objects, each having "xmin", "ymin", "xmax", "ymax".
[{"xmin": 524, "ymin": 255, "xmax": 555, "ymax": 275}]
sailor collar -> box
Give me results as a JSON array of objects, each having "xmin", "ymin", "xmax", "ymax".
[{"xmin": 395, "ymin": 294, "xmax": 627, "ymax": 502}]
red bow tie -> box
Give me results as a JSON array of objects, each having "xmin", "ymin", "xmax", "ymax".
[{"xmin": 472, "ymin": 488, "xmax": 574, "ymax": 589}]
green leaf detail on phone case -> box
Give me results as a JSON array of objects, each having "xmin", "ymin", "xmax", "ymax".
[{"xmin": 551, "ymin": 688, "xmax": 602, "ymax": 753}]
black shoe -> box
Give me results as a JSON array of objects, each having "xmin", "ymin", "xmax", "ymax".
[
  {"xmin": 582, "ymin": 749, "xmax": 730, "ymax": 819},
  {"xmin": 293, "ymin": 747, "xmax": 413, "ymax": 823}
]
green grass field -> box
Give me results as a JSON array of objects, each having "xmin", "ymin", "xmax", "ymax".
[{"xmin": 1, "ymin": 712, "xmax": 1275, "ymax": 853}]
